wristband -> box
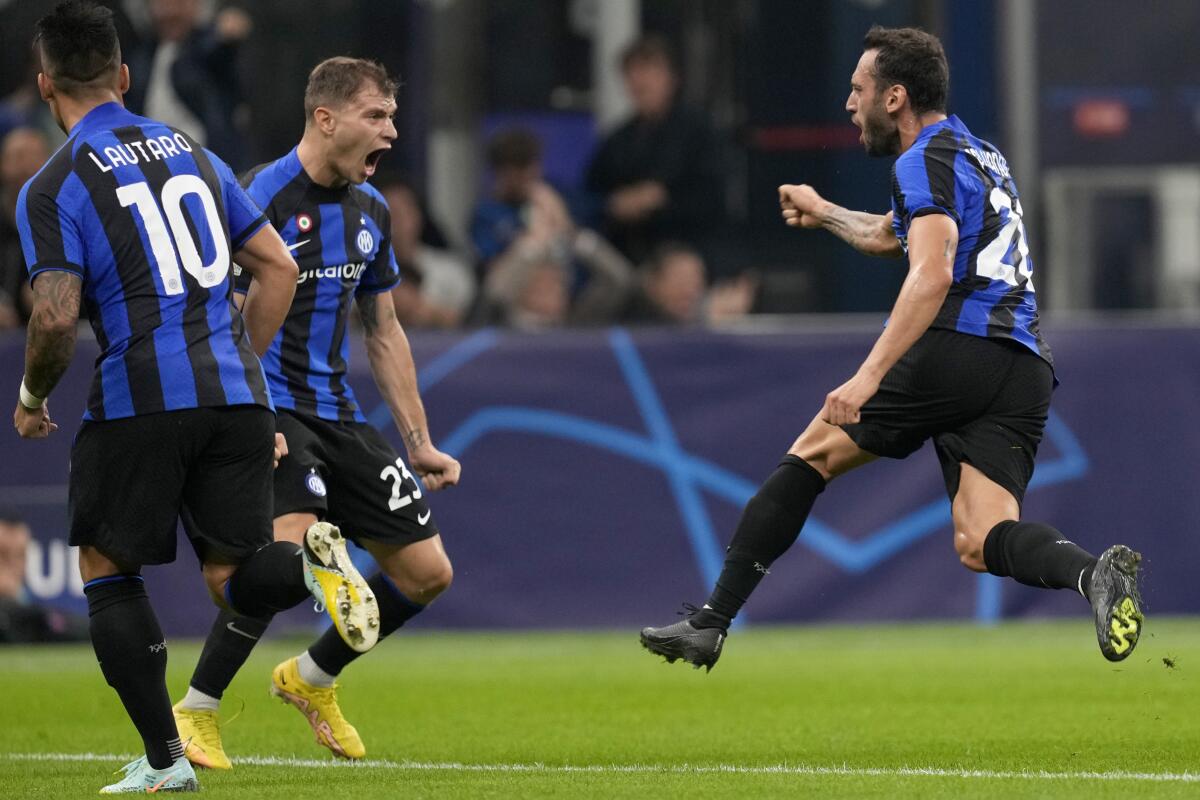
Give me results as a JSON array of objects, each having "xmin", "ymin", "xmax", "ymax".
[{"xmin": 19, "ymin": 378, "xmax": 45, "ymax": 409}]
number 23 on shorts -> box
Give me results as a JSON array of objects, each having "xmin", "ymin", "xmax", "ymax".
[{"xmin": 379, "ymin": 457, "xmax": 422, "ymax": 511}]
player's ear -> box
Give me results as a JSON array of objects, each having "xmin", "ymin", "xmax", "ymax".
[
  {"xmin": 36, "ymin": 72, "xmax": 53, "ymax": 102},
  {"xmin": 313, "ymin": 106, "xmax": 337, "ymax": 136},
  {"xmin": 885, "ymin": 83, "xmax": 907, "ymax": 114},
  {"xmin": 117, "ymin": 64, "xmax": 131, "ymax": 95}
]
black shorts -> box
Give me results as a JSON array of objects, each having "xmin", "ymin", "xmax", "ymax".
[
  {"xmin": 842, "ymin": 328, "xmax": 1054, "ymax": 505},
  {"xmin": 273, "ymin": 410, "xmax": 438, "ymax": 546},
  {"xmin": 69, "ymin": 406, "xmax": 275, "ymax": 566}
]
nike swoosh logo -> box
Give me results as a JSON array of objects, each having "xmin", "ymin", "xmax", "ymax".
[
  {"xmin": 226, "ymin": 621, "xmax": 260, "ymax": 641},
  {"xmin": 417, "ymin": 510, "xmax": 431, "ymax": 526},
  {"xmin": 287, "ymin": 239, "xmax": 310, "ymax": 252}
]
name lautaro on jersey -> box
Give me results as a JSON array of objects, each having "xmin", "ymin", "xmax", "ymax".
[{"xmin": 86, "ymin": 132, "xmax": 196, "ymax": 172}]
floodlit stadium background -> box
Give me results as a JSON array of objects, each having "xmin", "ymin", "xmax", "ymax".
[{"xmin": 2, "ymin": 0, "xmax": 1198, "ymax": 638}]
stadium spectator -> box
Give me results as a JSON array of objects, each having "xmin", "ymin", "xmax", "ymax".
[
  {"xmin": 621, "ymin": 242, "xmax": 757, "ymax": 326},
  {"xmin": 0, "ymin": 510, "xmax": 88, "ymax": 644},
  {"xmin": 585, "ymin": 34, "xmax": 724, "ymax": 264},
  {"xmin": 479, "ymin": 225, "xmax": 633, "ymax": 330},
  {"xmin": 0, "ymin": 49, "xmax": 64, "ymax": 148},
  {"xmin": 470, "ymin": 128, "xmax": 550, "ymax": 273},
  {"xmin": 0, "ymin": 127, "xmax": 51, "ymax": 328},
  {"xmin": 472, "ymin": 128, "xmax": 632, "ymax": 328},
  {"xmin": 124, "ymin": 0, "xmax": 253, "ymax": 169},
  {"xmin": 381, "ymin": 180, "xmax": 475, "ymax": 328}
]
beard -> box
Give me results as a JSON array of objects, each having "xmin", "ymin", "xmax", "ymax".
[{"xmin": 861, "ymin": 108, "xmax": 901, "ymax": 157}]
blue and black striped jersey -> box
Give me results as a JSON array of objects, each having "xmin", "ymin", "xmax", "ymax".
[
  {"xmin": 16, "ymin": 102, "xmax": 272, "ymax": 421},
  {"xmin": 234, "ymin": 147, "xmax": 400, "ymax": 423},
  {"xmin": 891, "ymin": 115, "xmax": 1053, "ymax": 367}
]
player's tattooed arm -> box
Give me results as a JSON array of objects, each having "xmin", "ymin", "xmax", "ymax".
[
  {"xmin": 358, "ymin": 289, "xmax": 430, "ymax": 446},
  {"xmin": 779, "ymin": 183, "xmax": 902, "ymax": 258},
  {"xmin": 24, "ymin": 271, "xmax": 82, "ymax": 398},
  {"xmin": 821, "ymin": 207, "xmax": 904, "ymax": 259},
  {"xmin": 358, "ymin": 289, "xmax": 461, "ymax": 489},
  {"xmin": 357, "ymin": 291, "xmax": 395, "ymax": 339}
]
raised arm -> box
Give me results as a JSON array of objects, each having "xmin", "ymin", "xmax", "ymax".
[
  {"xmin": 357, "ymin": 289, "xmax": 461, "ymax": 491},
  {"xmin": 779, "ymin": 183, "xmax": 903, "ymax": 259},
  {"xmin": 821, "ymin": 213, "xmax": 957, "ymax": 425},
  {"xmin": 232, "ymin": 224, "xmax": 298, "ymax": 355},
  {"xmin": 14, "ymin": 271, "xmax": 81, "ymax": 438}
]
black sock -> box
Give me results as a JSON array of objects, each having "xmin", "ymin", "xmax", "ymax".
[
  {"xmin": 307, "ymin": 572, "xmax": 425, "ymax": 676},
  {"xmin": 983, "ymin": 520, "xmax": 1098, "ymax": 596},
  {"xmin": 84, "ymin": 575, "xmax": 183, "ymax": 770},
  {"xmin": 697, "ymin": 455, "xmax": 826, "ymax": 629},
  {"xmin": 225, "ymin": 541, "xmax": 309, "ymax": 617},
  {"xmin": 189, "ymin": 609, "xmax": 272, "ymax": 700}
]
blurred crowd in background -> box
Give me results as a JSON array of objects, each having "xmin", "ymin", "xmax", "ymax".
[{"xmin": 2, "ymin": 0, "xmax": 1199, "ymax": 334}]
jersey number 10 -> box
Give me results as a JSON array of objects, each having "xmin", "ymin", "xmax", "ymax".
[{"xmin": 117, "ymin": 175, "xmax": 229, "ymax": 296}]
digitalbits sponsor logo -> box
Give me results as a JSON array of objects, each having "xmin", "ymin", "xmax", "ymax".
[
  {"xmin": 356, "ymin": 228, "xmax": 374, "ymax": 255},
  {"xmin": 306, "ymin": 471, "xmax": 327, "ymax": 497}
]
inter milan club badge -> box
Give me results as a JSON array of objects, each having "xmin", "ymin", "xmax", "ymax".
[
  {"xmin": 305, "ymin": 469, "xmax": 327, "ymax": 497},
  {"xmin": 356, "ymin": 227, "xmax": 374, "ymax": 255},
  {"xmin": 296, "ymin": 213, "xmax": 313, "ymax": 233}
]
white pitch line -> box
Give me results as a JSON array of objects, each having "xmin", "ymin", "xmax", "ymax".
[{"xmin": 4, "ymin": 753, "xmax": 1198, "ymax": 784}]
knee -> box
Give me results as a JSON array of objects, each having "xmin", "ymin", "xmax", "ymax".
[
  {"xmin": 200, "ymin": 562, "xmax": 237, "ymax": 609},
  {"xmin": 953, "ymin": 527, "xmax": 988, "ymax": 573},
  {"xmin": 78, "ymin": 546, "xmax": 134, "ymax": 583},
  {"xmin": 388, "ymin": 559, "xmax": 453, "ymax": 604}
]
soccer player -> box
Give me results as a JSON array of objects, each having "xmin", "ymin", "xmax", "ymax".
[
  {"xmin": 172, "ymin": 57, "xmax": 461, "ymax": 767},
  {"xmin": 13, "ymin": 2, "xmax": 382, "ymax": 793},
  {"xmin": 640, "ymin": 26, "xmax": 1143, "ymax": 670}
]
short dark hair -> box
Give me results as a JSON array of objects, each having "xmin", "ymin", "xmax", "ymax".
[
  {"xmin": 620, "ymin": 34, "xmax": 677, "ymax": 73},
  {"xmin": 304, "ymin": 57, "xmax": 398, "ymax": 120},
  {"xmin": 862, "ymin": 25, "xmax": 948, "ymax": 114},
  {"xmin": 34, "ymin": 1, "xmax": 121, "ymax": 94},
  {"xmin": 645, "ymin": 241, "xmax": 703, "ymax": 276},
  {"xmin": 486, "ymin": 129, "xmax": 541, "ymax": 170}
]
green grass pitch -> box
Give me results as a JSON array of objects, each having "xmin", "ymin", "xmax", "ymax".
[{"xmin": 1, "ymin": 618, "xmax": 1197, "ymax": 798}]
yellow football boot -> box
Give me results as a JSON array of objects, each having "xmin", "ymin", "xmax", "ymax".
[
  {"xmin": 302, "ymin": 522, "xmax": 380, "ymax": 653},
  {"xmin": 269, "ymin": 657, "xmax": 366, "ymax": 760},
  {"xmin": 171, "ymin": 703, "xmax": 232, "ymax": 770}
]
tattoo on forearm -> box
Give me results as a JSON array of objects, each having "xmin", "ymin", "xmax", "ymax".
[
  {"xmin": 405, "ymin": 428, "xmax": 427, "ymax": 450},
  {"xmin": 25, "ymin": 272, "xmax": 82, "ymax": 397},
  {"xmin": 358, "ymin": 293, "xmax": 378, "ymax": 336},
  {"xmin": 824, "ymin": 207, "xmax": 886, "ymax": 254},
  {"xmin": 357, "ymin": 292, "xmax": 397, "ymax": 338}
]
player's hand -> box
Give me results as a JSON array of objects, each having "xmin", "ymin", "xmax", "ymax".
[
  {"xmin": 820, "ymin": 371, "xmax": 881, "ymax": 427},
  {"xmin": 409, "ymin": 446, "xmax": 461, "ymax": 492},
  {"xmin": 13, "ymin": 400, "xmax": 57, "ymax": 439},
  {"xmin": 779, "ymin": 184, "xmax": 829, "ymax": 229},
  {"xmin": 273, "ymin": 432, "xmax": 288, "ymax": 468}
]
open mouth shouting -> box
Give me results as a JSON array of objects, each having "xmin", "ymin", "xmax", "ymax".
[{"xmin": 364, "ymin": 147, "xmax": 388, "ymax": 178}]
